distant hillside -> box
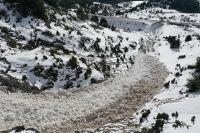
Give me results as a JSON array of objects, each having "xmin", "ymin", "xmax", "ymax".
[
  {"xmin": 44, "ymin": 0, "xmax": 141, "ymax": 7},
  {"xmin": 147, "ymin": 0, "xmax": 200, "ymax": 13},
  {"xmin": 4, "ymin": 0, "xmax": 142, "ymax": 19}
]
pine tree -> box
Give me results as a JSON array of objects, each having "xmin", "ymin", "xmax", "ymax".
[
  {"xmin": 5, "ymin": 0, "xmax": 47, "ymax": 20},
  {"xmin": 187, "ymin": 57, "xmax": 200, "ymax": 92},
  {"xmin": 100, "ymin": 18, "xmax": 109, "ymax": 28},
  {"xmin": 148, "ymin": 0, "xmax": 200, "ymax": 13},
  {"xmin": 172, "ymin": 0, "xmax": 200, "ymax": 13}
]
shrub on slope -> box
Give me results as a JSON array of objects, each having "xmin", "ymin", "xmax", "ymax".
[
  {"xmin": 165, "ymin": 36, "xmax": 180, "ymax": 49},
  {"xmin": 187, "ymin": 57, "xmax": 200, "ymax": 92}
]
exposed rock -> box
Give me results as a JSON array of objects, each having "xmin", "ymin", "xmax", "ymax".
[{"xmin": 164, "ymin": 81, "xmax": 170, "ymax": 88}]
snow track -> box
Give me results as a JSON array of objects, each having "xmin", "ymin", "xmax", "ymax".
[{"xmin": 0, "ymin": 54, "xmax": 167, "ymax": 132}]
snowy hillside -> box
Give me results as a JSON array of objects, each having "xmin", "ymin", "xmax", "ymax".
[
  {"xmin": 0, "ymin": 2, "xmax": 151, "ymax": 91},
  {"xmin": 0, "ymin": 0, "xmax": 200, "ymax": 133},
  {"xmin": 117, "ymin": 1, "xmax": 145, "ymax": 11},
  {"xmin": 95, "ymin": 8, "xmax": 200, "ymax": 133}
]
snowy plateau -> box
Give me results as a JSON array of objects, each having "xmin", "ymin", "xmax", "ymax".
[{"xmin": 0, "ymin": 0, "xmax": 199, "ymax": 133}]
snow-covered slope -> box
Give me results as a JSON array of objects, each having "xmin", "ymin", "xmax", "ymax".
[
  {"xmin": 97, "ymin": 15, "xmax": 159, "ymax": 32},
  {"xmin": 0, "ymin": 2, "xmax": 167, "ymax": 132},
  {"xmin": 117, "ymin": 1, "xmax": 145, "ymax": 11},
  {"xmin": 0, "ymin": 2, "xmax": 151, "ymax": 90},
  {"xmin": 136, "ymin": 22, "xmax": 200, "ymax": 133},
  {"xmin": 0, "ymin": 1, "xmax": 200, "ymax": 133},
  {"xmin": 127, "ymin": 8, "xmax": 200, "ymax": 23},
  {"xmin": 95, "ymin": 9, "xmax": 200, "ymax": 133}
]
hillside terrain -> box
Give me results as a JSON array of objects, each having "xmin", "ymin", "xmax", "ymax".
[
  {"xmin": 96, "ymin": 7, "xmax": 200, "ymax": 133},
  {"xmin": 0, "ymin": 1, "xmax": 145, "ymax": 90},
  {"xmin": 0, "ymin": 0, "xmax": 199, "ymax": 133}
]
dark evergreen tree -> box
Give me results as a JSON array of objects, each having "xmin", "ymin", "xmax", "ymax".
[
  {"xmin": 44, "ymin": 0, "xmax": 61, "ymax": 7},
  {"xmin": 172, "ymin": 0, "xmax": 200, "ymax": 13},
  {"xmin": 187, "ymin": 57, "xmax": 200, "ymax": 92},
  {"xmin": 148, "ymin": 0, "xmax": 200, "ymax": 13},
  {"xmin": 100, "ymin": 18, "xmax": 109, "ymax": 28},
  {"xmin": 77, "ymin": 8, "xmax": 88, "ymax": 20},
  {"xmin": 5, "ymin": 0, "xmax": 47, "ymax": 20},
  {"xmin": 91, "ymin": 16, "xmax": 99, "ymax": 23}
]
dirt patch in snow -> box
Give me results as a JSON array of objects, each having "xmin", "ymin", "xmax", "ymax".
[{"xmin": 0, "ymin": 54, "xmax": 167, "ymax": 133}]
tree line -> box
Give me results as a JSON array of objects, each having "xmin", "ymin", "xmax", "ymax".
[
  {"xmin": 147, "ymin": 0, "xmax": 200, "ymax": 13},
  {"xmin": 5, "ymin": 0, "xmax": 47, "ymax": 20},
  {"xmin": 4, "ymin": 0, "xmax": 136, "ymax": 19},
  {"xmin": 4, "ymin": 0, "xmax": 200, "ymax": 20}
]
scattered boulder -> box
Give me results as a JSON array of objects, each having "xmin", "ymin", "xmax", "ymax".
[{"xmin": 164, "ymin": 81, "xmax": 170, "ymax": 88}]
